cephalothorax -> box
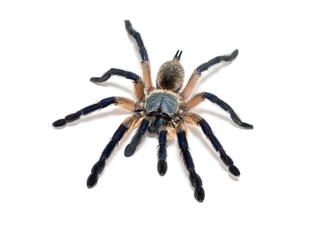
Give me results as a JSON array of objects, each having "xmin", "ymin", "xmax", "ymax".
[{"xmin": 53, "ymin": 20, "xmax": 253, "ymax": 202}]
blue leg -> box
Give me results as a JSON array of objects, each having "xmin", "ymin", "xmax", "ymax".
[
  {"xmin": 90, "ymin": 68, "xmax": 141, "ymax": 83},
  {"xmin": 125, "ymin": 20, "xmax": 154, "ymax": 92},
  {"xmin": 195, "ymin": 49, "xmax": 238, "ymax": 73},
  {"xmin": 157, "ymin": 130, "xmax": 168, "ymax": 176},
  {"xmin": 124, "ymin": 119, "xmax": 149, "ymax": 157},
  {"xmin": 180, "ymin": 50, "xmax": 238, "ymax": 99},
  {"xmin": 125, "ymin": 20, "xmax": 149, "ymax": 61},
  {"xmin": 203, "ymin": 92, "xmax": 253, "ymax": 129},
  {"xmin": 52, "ymin": 97, "xmax": 116, "ymax": 127},
  {"xmin": 90, "ymin": 68, "xmax": 145, "ymax": 99},
  {"xmin": 198, "ymin": 117, "xmax": 241, "ymax": 177},
  {"xmin": 177, "ymin": 127, "xmax": 205, "ymax": 202},
  {"xmin": 185, "ymin": 92, "xmax": 253, "ymax": 129},
  {"xmin": 87, "ymin": 116, "xmax": 136, "ymax": 188}
]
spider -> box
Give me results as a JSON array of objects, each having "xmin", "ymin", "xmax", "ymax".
[{"xmin": 52, "ymin": 20, "xmax": 253, "ymax": 202}]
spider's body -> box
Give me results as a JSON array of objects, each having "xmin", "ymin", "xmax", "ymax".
[
  {"xmin": 53, "ymin": 20, "xmax": 253, "ymax": 202},
  {"xmin": 145, "ymin": 91, "xmax": 179, "ymax": 116}
]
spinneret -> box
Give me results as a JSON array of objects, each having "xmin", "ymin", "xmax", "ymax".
[{"xmin": 53, "ymin": 20, "xmax": 253, "ymax": 202}]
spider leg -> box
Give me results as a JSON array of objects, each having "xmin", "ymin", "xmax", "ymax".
[
  {"xmin": 176, "ymin": 122, "xmax": 205, "ymax": 202},
  {"xmin": 157, "ymin": 129, "xmax": 168, "ymax": 176},
  {"xmin": 184, "ymin": 92, "xmax": 253, "ymax": 129},
  {"xmin": 180, "ymin": 49, "xmax": 238, "ymax": 100},
  {"xmin": 125, "ymin": 20, "xmax": 154, "ymax": 93},
  {"xmin": 148, "ymin": 115, "xmax": 159, "ymax": 133},
  {"xmin": 124, "ymin": 118, "xmax": 150, "ymax": 157},
  {"xmin": 183, "ymin": 112, "xmax": 241, "ymax": 177},
  {"xmin": 90, "ymin": 68, "xmax": 145, "ymax": 100},
  {"xmin": 87, "ymin": 116, "xmax": 138, "ymax": 188},
  {"xmin": 52, "ymin": 97, "xmax": 135, "ymax": 127}
]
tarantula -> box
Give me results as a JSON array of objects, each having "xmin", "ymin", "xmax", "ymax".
[{"xmin": 52, "ymin": 20, "xmax": 253, "ymax": 202}]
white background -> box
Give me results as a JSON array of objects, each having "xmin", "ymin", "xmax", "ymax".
[{"xmin": 1, "ymin": 0, "xmax": 313, "ymax": 239}]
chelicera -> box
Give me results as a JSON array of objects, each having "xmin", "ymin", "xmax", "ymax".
[{"xmin": 53, "ymin": 20, "xmax": 253, "ymax": 202}]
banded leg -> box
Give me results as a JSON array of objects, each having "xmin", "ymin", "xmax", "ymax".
[
  {"xmin": 52, "ymin": 97, "xmax": 135, "ymax": 127},
  {"xmin": 184, "ymin": 92, "xmax": 253, "ymax": 129},
  {"xmin": 87, "ymin": 116, "xmax": 138, "ymax": 188},
  {"xmin": 125, "ymin": 20, "xmax": 154, "ymax": 93},
  {"xmin": 124, "ymin": 118, "xmax": 149, "ymax": 157},
  {"xmin": 180, "ymin": 49, "xmax": 238, "ymax": 99},
  {"xmin": 157, "ymin": 130, "xmax": 168, "ymax": 176},
  {"xmin": 90, "ymin": 68, "xmax": 145, "ymax": 100},
  {"xmin": 183, "ymin": 112, "xmax": 241, "ymax": 177},
  {"xmin": 176, "ymin": 122, "xmax": 205, "ymax": 202}
]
